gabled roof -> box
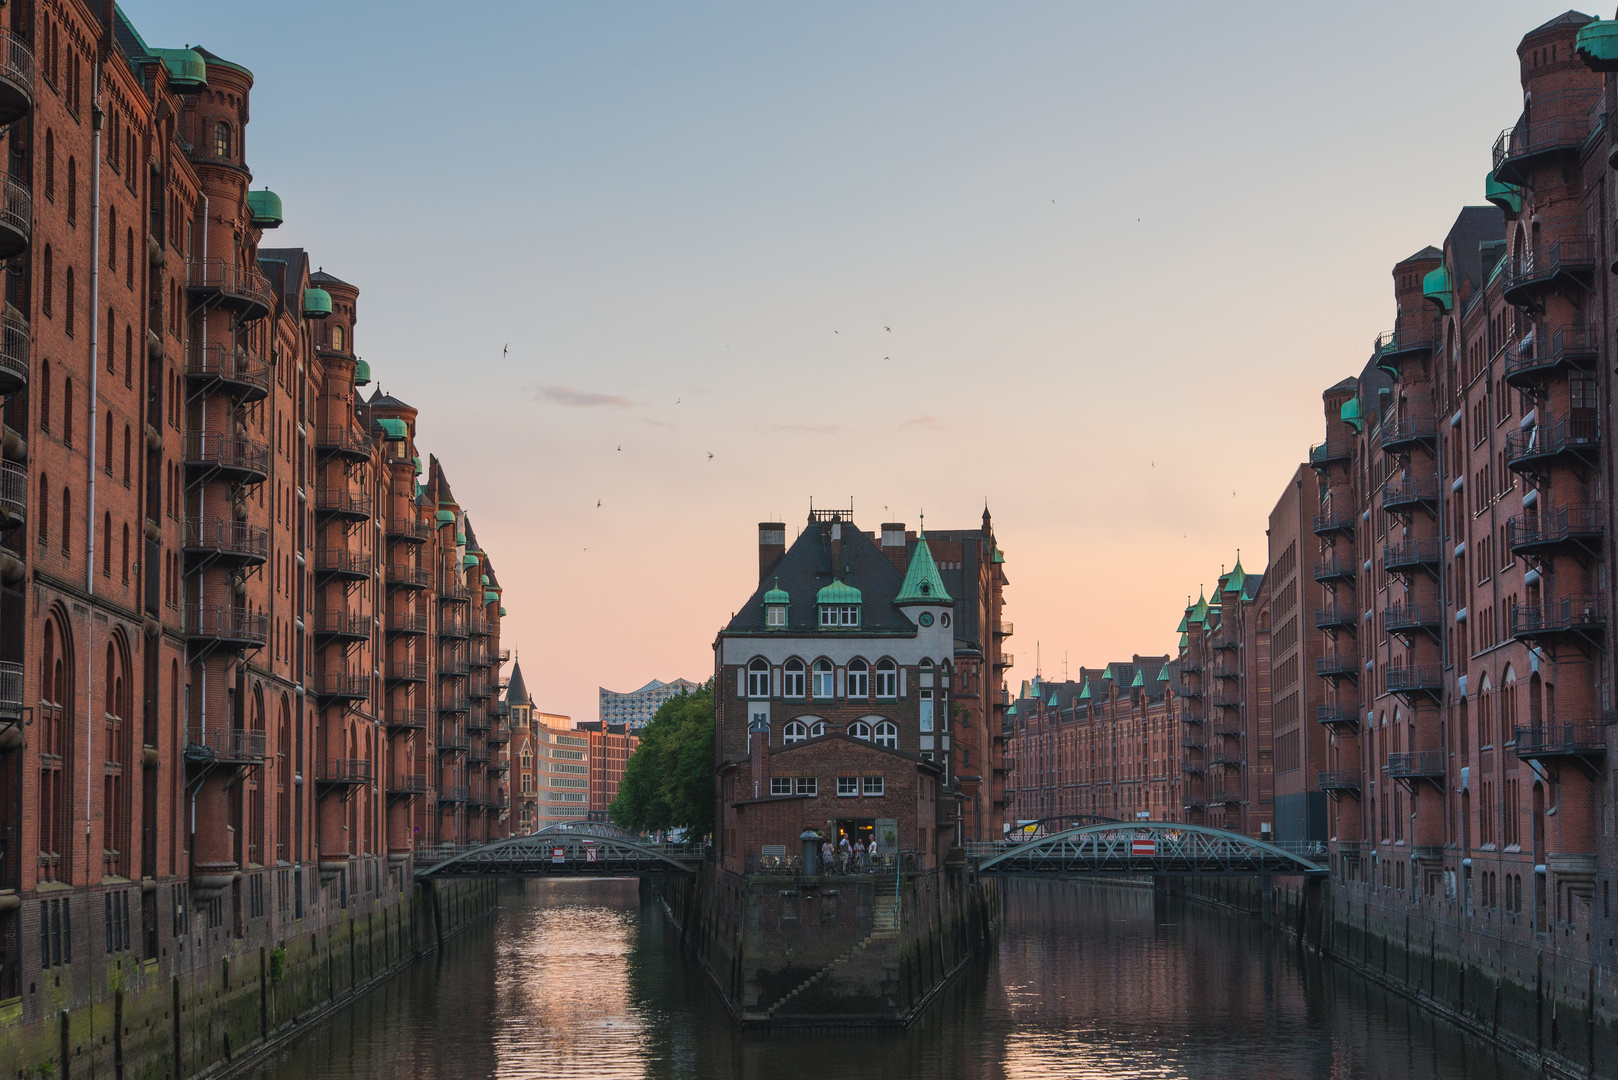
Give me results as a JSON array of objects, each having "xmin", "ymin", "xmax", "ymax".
[
  {"xmin": 895, "ymin": 534, "xmax": 953, "ymax": 604},
  {"xmin": 1396, "ymin": 245, "xmax": 1444, "ymax": 266},
  {"xmin": 309, "ymin": 268, "xmax": 355, "ymax": 288},
  {"xmin": 506, "ymin": 661, "xmax": 530, "ymax": 706},
  {"xmin": 367, "ymin": 386, "xmax": 413, "ymax": 410},
  {"xmin": 722, "ymin": 518, "xmax": 912, "ymax": 634},
  {"xmin": 1526, "ymin": 10, "xmax": 1593, "ymax": 37}
]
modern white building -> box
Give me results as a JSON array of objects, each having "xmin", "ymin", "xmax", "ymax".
[{"xmin": 599, "ymin": 678, "xmax": 703, "ymax": 729}]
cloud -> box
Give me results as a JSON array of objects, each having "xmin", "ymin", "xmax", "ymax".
[
  {"xmin": 640, "ymin": 418, "xmax": 678, "ymax": 430},
  {"xmin": 754, "ymin": 423, "xmax": 845, "ymax": 435},
  {"xmin": 534, "ymin": 385, "xmax": 636, "ymax": 407},
  {"xmin": 899, "ymin": 415, "xmax": 946, "ymax": 431}
]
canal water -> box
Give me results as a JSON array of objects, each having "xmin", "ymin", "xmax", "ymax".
[{"xmin": 238, "ymin": 877, "xmax": 1535, "ymax": 1080}]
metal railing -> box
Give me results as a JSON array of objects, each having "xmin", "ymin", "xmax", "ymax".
[
  {"xmin": 1507, "ymin": 503, "xmax": 1604, "ymax": 551},
  {"xmin": 439, "ymin": 580, "xmax": 470, "ymax": 603},
  {"xmin": 0, "ymin": 458, "xmax": 25, "ymax": 524},
  {"xmin": 1315, "ymin": 606, "xmax": 1356, "ymax": 630},
  {"xmin": 313, "ymin": 610, "xmax": 371, "ymax": 639},
  {"xmin": 1511, "ymin": 596, "xmax": 1606, "ymax": 637},
  {"xmin": 1514, "ymin": 723, "xmax": 1606, "ymax": 758},
  {"xmin": 185, "ymin": 431, "xmax": 269, "ymax": 477},
  {"xmin": 315, "ymin": 487, "xmax": 372, "ymax": 518},
  {"xmin": 1316, "ymin": 704, "xmax": 1359, "ymax": 728},
  {"xmin": 386, "ymin": 565, "xmax": 431, "ymax": 588},
  {"xmin": 1312, "ymin": 508, "xmax": 1356, "ymax": 535},
  {"xmin": 1505, "ymin": 326, "xmax": 1598, "ymax": 383},
  {"xmin": 1387, "ymin": 751, "xmax": 1445, "ymax": 779},
  {"xmin": 387, "ymin": 518, "xmax": 432, "ymax": 542},
  {"xmin": 1379, "ymin": 414, "xmax": 1437, "ymax": 450},
  {"xmin": 1315, "ymin": 654, "xmax": 1358, "ymax": 677},
  {"xmin": 318, "ymin": 758, "xmax": 373, "ymax": 784},
  {"xmin": 0, "ymin": 310, "xmax": 29, "ymax": 389},
  {"xmin": 184, "ymin": 518, "xmax": 269, "ymax": 561},
  {"xmin": 1383, "ymin": 540, "xmax": 1441, "ymax": 570},
  {"xmin": 389, "ymin": 773, "xmax": 429, "ymax": 795},
  {"xmin": 186, "ymin": 726, "xmax": 265, "ymax": 763},
  {"xmin": 0, "ymin": 173, "xmax": 30, "ymax": 248},
  {"xmin": 1317, "ymin": 770, "xmax": 1361, "ymax": 791},
  {"xmin": 1309, "ymin": 440, "xmax": 1353, "ymax": 466},
  {"xmin": 387, "ymin": 708, "xmax": 431, "ymax": 730},
  {"xmin": 312, "ymin": 547, "xmax": 369, "ymax": 577},
  {"xmin": 310, "ymin": 672, "xmax": 368, "ymax": 699},
  {"xmin": 185, "ymin": 342, "xmax": 269, "ymax": 398},
  {"xmin": 1504, "ymin": 236, "xmax": 1599, "ymax": 294},
  {"xmin": 1375, "ymin": 328, "xmax": 1433, "ymax": 356},
  {"xmin": 1494, "ymin": 115, "xmax": 1592, "ymax": 172},
  {"xmin": 387, "ymin": 612, "xmax": 430, "ymax": 635},
  {"xmin": 0, "ymin": 659, "xmax": 22, "ymax": 713},
  {"xmin": 438, "ymin": 785, "xmax": 470, "ymax": 803},
  {"xmin": 440, "ymin": 658, "xmax": 470, "ymax": 676},
  {"xmin": 186, "ymin": 606, "xmax": 268, "ymax": 644},
  {"xmin": 439, "ymin": 694, "xmax": 469, "ymax": 713},
  {"xmin": 438, "ymin": 733, "xmax": 471, "ymax": 752},
  {"xmin": 1505, "ymin": 415, "xmax": 1600, "ymax": 469},
  {"xmin": 0, "ymin": 29, "xmax": 35, "ymax": 105},
  {"xmin": 1383, "ymin": 476, "xmax": 1440, "ymax": 508},
  {"xmin": 386, "ymin": 661, "xmax": 430, "ymax": 682},
  {"xmin": 313, "ymin": 424, "xmax": 373, "ymax": 458},
  {"xmin": 1384, "ymin": 602, "xmax": 1442, "ymax": 633},
  {"xmin": 1313, "ymin": 557, "xmax": 1356, "ymax": 582},
  {"xmin": 1385, "ymin": 665, "xmax": 1443, "ymax": 694},
  {"xmin": 186, "ymin": 258, "xmax": 273, "ymax": 313}
]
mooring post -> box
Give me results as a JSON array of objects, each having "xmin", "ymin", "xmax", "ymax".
[{"xmin": 1260, "ymin": 870, "xmax": 1274, "ymax": 926}]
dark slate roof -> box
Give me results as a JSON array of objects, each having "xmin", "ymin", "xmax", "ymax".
[
  {"xmin": 258, "ymin": 247, "xmax": 309, "ymax": 312},
  {"xmin": 1444, "ymin": 206, "xmax": 1507, "ymax": 310},
  {"xmin": 1326, "ymin": 376, "xmax": 1358, "ymax": 394},
  {"xmin": 506, "ymin": 661, "xmax": 530, "ymax": 706},
  {"xmin": 1396, "ymin": 245, "xmax": 1443, "ymax": 266},
  {"xmin": 309, "ymin": 269, "xmax": 354, "ymax": 289},
  {"xmin": 724, "ymin": 519, "xmax": 913, "ymax": 634},
  {"xmin": 367, "ymin": 387, "xmax": 412, "ymax": 410},
  {"xmin": 430, "ymin": 457, "xmax": 459, "ymax": 508},
  {"xmin": 1526, "ymin": 10, "xmax": 1593, "ymax": 37},
  {"xmin": 1355, "ymin": 357, "xmax": 1394, "ymax": 421}
]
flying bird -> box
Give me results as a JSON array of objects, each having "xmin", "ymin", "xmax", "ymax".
[
  {"xmin": 617, "ymin": 445, "xmax": 621, "ymax": 451},
  {"xmin": 884, "ymin": 326, "xmax": 891, "ymax": 333},
  {"xmin": 707, "ymin": 452, "xmax": 714, "ymax": 460},
  {"xmin": 596, "ymin": 500, "xmax": 601, "ymax": 508},
  {"xmin": 503, "ymin": 344, "xmax": 508, "ymax": 358},
  {"xmin": 676, "ymin": 397, "xmax": 681, "ymax": 404}
]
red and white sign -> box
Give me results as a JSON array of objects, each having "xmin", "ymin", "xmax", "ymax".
[
  {"xmin": 551, "ymin": 846, "xmax": 566, "ymax": 864},
  {"xmin": 1132, "ymin": 836, "xmax": 1155, "ymax": 857},
  {"xmin": 586, "ymin": 847, "xmax": 597, "ymax": 863}
]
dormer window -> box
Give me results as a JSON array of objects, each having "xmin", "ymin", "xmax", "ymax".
[
  {"xmin": 763, "ymin": 580, "xmax": 790, "ymax": 629},
  {"xmin": 820, "ymin": 604, "xmax": 860, "ymax": 628},
  {"xmin": 816, "ymin": 579, "xmax": 862, "ymax": 628}
]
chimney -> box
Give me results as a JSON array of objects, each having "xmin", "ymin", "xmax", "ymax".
[
  {"xmin": 829, "ymin": 520, "xmax": 844, "ymax": 578},
  {"xmin": 758, "ymin": 522, "xmax": 786, "ymax": 583},
  {"xmin": 881, "ymin": 522, "xmax": 907, "ymax": 573}
]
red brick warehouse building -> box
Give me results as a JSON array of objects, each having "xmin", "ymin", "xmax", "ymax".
[
  {"xmin": 711, "ymin": 506, "xmax": 1008, "ymax": 870},
  {"xmin": 0, "ymin": 3, "xmax": 512, "ymax": 1013}
]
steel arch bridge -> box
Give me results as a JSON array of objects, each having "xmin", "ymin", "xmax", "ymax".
[
  {"xmin": 975, "ymin": 821, "xmax": 1327, "ymax": 877},
  {"xmin": 415, "ymin": 830, "xmax": 699, "ymax": 879}
]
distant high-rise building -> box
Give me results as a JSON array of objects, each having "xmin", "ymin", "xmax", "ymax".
[{"xmin": 598, "ymin": 678, "xmax": 703, "ymax": 728}]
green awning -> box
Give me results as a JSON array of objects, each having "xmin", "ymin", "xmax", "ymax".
[
  {"xmin": 376, "ymin": 417, "xmax": 408, "ymax": 440},
  {"xmin": 435, "ymin": 509, "xmax": 456, "ymax": 525},
  {"xmin": 481, "ymin": 574, "xmax": 490, "ymax": 585},
  {"xmin": 462, "ymin": 555, "xmax": 478, "ymax": 568},
  {"xmin": 816, "ymin": 580, "xmax": 862, "ymax": 605},
  {"xmin": 412, "ymin": 455, "xmax": 423, "ymax": 475},
  {"xmin": 152, "ymin": 48, "xmax": 207, "ymax": 89},
  {"xmin": 1130, "ymin": 670, "xmax": 1144, "ymax": 688},
  {"xmin": 455, "ymin": 532, "xmax": 466, "ymax": 545},
  {"xmin": 1422, "ymin": 265, "xmax": 1453, "ymax": 311},
  {"xmin": 1576, "ymin": 18, "xmax": 1618, "ymax": 71},
  {"xmin": 484, "ymin": 590, "xmax": 500, "ymax": 603},
  {"xmin": 1485, "ymin": 171, "xmax": 1523, "ymax": 216},
  {"xmin": 303, "ymin": 287, "xmax": 332, "ymax": 319},
  {"xmin": 499, "ymin": 606, "xmax": 507, "ymax": 616},
  {"xmin": 1340, "ymin": 396, "xmax": 1364, "ymax": 432},
  {"xmin": 246, "ymin": 188, "xmax": 283, "ymax": 228},
  {"xmin": 353, "ymin": 359, "xmax": 371, "ymax": 386}
]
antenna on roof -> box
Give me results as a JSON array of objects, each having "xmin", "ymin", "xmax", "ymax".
[{"xmin": 1036, "ymin": 640, "xmax": 1041, "ymax": 678}]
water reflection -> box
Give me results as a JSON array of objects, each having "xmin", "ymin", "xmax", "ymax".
[{"xmin": 242, "ymin": 877, "xmax": 1534, "ymax": 1080}]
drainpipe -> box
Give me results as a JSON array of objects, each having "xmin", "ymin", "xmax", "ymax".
[
  {"xmin": 196, "ymin": 192, "xmax": 207, "ymax": 739},
  {"xmin": 84, "ymin": 63, "xmax": 105, "ymax": 863}
]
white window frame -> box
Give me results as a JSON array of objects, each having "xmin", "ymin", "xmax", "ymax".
[
  {"xmin": 874, "ymin": 721, "xmax": 898, "ymax": 749},
  {"xmin": 767, "ymin": 605, "xmax": 787, "ymax": 628},
  {"xmin": 847, "ymin": 659, "xmax": 869, "ymax": 699},
  {"xmin": 747, "ymin": 659, "xmax": 769, "ymax": 699},
  {"xmin": 874, "ymin": 661, "xmax": 897, "ymax": 699},
  {"xmin": 770, "ymin": 777, "xmax": 792, "ymax": 796},
  {"xmin": 920, "ymin": 690, "xmax": 934, "ymax": 733},
  {"xmin": 795, "ymin": 777, "xmax": 817, "ymax": 796},
  {"xmin": 848, "ymin": 720, "xmax": 872, "ymax": 741},
  {"xmin": 812, "ymin": 659, "xmax": 834, "ymax": 699},
  {"xmin": 782, "ymin": 720, "xmax": 807, "ymax": 743},
  {"xmin": 862, "ymin": 776, "xmax": 885, "ymax": 797},
  {"xmin": 837, "ymin": 776, "xmax": 859, "ymax": 797},
  {"xmin": 782, "ymin": 660, "xmax": 805, "ymax": 698}
]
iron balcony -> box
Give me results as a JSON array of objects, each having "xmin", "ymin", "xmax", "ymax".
[
  {"xmin": 1374, "ymin": 328, "xmax": 1433, "ymax": 373},
  {"xmin": 438, "ymin": 734, "xmax": 471, "ymax": 753},
  {"xmin": 1514, "ymin": 723, "xmax": 1606, "ymax": 765},
  {"xmin": 437, "ymin": 785, "xmax": 470, "ymax": 803},
  {"xmin": 184, "ymin": 726, "xmax": 266, "ymax": 765},
  {"xmin": 1315, "ymin": 654, "xmax": 1359, "ymax": 682},
  {"xmin": 439, "ymin": 695, "xmax": 469, "ymax": 714},
  {"xmin": 1384, "ymin": 602, "xmax": 1442, "ymax": 636},
  {"xmin": 186, "ymin": 258, "xmax": 273, "ymax": 321},
  {"xmin": 1318, "ymin": 771, "xmax": 1361, "ymax": 793},
  {"xmin": 1211, "ymin": 662, "xmax": 1239, "ymax": 681},
  {"xmin": 0, "ymin": 458, "xmax": 25, "ymax": 531},
  {"xmin": 1386, "ymin": 751, "xmax": 1446, "ymax": 782},
  {"xmin": 439, "ymin": 581, "xmax": 471, "ymax": 604},
  {"xmin": 386, "ymin": 564, "xmax": 432, "ymax": 590},
  {"xmin": 1209, "ymin": 791, "xmax": 1243, "ymax": 806},
  {"xmin": 0, "ymin": 310, "xmax": 28, "ymax": 395},
  {"xmin": 1493, "ymin": 115, "xmax": 1593, "ymax": 186},
  {"xmin": 1208, "ymin": 691, "xmax": 1239, "ymax": 708},
  {"xmin": 186, "ymin": 606, "xmax": 268, "ymax": 648},
  {"xmin": 313, "ymin": 424, "xmax": 373, "ymax": 462},
  {"xmin": 1179, "ymin": 757, "xmax": 1205, "ymax": 775},
  {"xmin": 388, "ymin": 773, "xmax": 429, "ymax": 796},
  {"xmin": 386, "ymin": 661, "xmax": 430, "ymax": 684},
  {"xmin": 1510, "ymin": 596, "xmax": 1606, "ymax": 644},
  {"xmin": 469, "ymin": 680, "xmax": 493, "ymax": 701},
  {"xmin": 0, "ymin": 29, "xmax": 34, "ymax": 129},
  {"xmin": 387, "ymin": 612, "xmax": 430, "ymax": 636},
  {"xmin": 1378, "ymin": 414, "xmax": 1438, "ymax": 455},
  {"xmin": 317, "ymin": 758, "xmax": 373, "ymax": 787},
  {"xmin": 1385, "ymin": 665, "xmax": 1444, "ymax": 696},
  {"xmin": 0, "ymin": 172, "xmax": 30, "ymax": 261},
  {"xmin": 387, "ymin": 517, "xmax": 432, "ymax": 544},
  {"xmin": 1309, "ymin": 439, "xmax": 1352, "ymax": 470},
  {"xmin": 184, "ymin": 518, "xmax": 269, "ymax": 565},
  {"xmin": 1312, "ymin": 508, "xmax": 1356, "ymax": 538},
  {"xmin": 1315, "ymin": 606, "xmax": 1357, "ymax": 632},
  {"xmin": 186, "ymin": 342, "xmax": 269, "ymax": 403},
  {"xmin": 1383, "ymin": 539, "xmax": 1441, "ymax": 574},
  {"xmin": 1208, "ymin": 631, "xmax": 1239, "ymax": 652},
  {"xmin": 440, "ymin": 619, "xmax": 469, "ymax": 640},
  {"xmin": 1506, "ymin": 503, "xmax": 1603, "ymax": 560},
  {"xmin": 1505, "ymin": 415, "xmax": 1600, "ymax": 475},
  {"xmin": 440, "ymin": 658, "xmax": 471, "ymax": 676},
  {"xmin": 486, "ymin": 727, "xmax": 510, "ymax": 746},
  {"xmin": 1316, "ymin": 704, "xmax": 1359, "ymax": 732},
  {"xmin": 1501, "ymin": 236, "xmax": 1599, "ymax": 306},
  {"xmin": 467, "ymin": 715, "xmax": 490, "ymax": 733},
  {"xmin": 1180, "ymin": 659, "xmax": 1203, "ymax": 674},
  {"xmin": 1211, "ymin": 724, "xmax": 1242, "ymax": 740},
  {"xmin": 315, "ymin": 487, "xmax": 373, "ymax": 521},
  {"xmin": 0, "ymin": 659, "xmax": 21, "ymax": 716},
  {"xmin": 1382, "ymin": 476, "xmax": 1440, "ymax": 514},
  {"xmin": 1313, "ymin": 557, "xmax": 1356, "ymax": 585},
  {"xmin": 184, "ymin": 431, "xmax": 269, "ymax": 483},
  {"xmin": 312, "ymin": 547, "xmax": 370, "ymax": 581},
  {"xmin": 310, "ymin": 672, "xmax": 369, "ymax": 701},
  {"xmin": 312, "ymin": 610, "xmax": 371, "ymax": 642},
  {"xmin": 1504, "ymin": 326, "xmax": 1599, "ymax": 389},
  {"xmin": 386, "ymin": 708, "xmax": 431, "ymax": 732}
]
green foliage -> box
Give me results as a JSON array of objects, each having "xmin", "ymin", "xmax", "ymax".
[
  {"xmin": 268, "ymin": 946, "xmax": 287, "ymax": 984},
  {"xmin": 609, "ymin": 682, "xmax": 715, "ymax": 841}
]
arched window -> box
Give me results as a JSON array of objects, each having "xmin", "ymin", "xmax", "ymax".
[
  {"xmin": 66, "ymin": 157, "xmax": 75, "ymax": 223},
  {"xmin": 44, "ymin": 129, "xmax": 54, "ymax": 199},
  {"xmin": 62, "ymin": 376, "xmax": 72, "ymax": 445},
  {"xmin": 36, "ymin": 474, "xmax": 47, "ymax": 546},
  {"xmin": 847, "ymin": 658, "xmax": 868, "ymax": 699},
  {"xmin": 126, "ymin": 228, "xmax": 134, "ymax": 288},
  {"xmin": 120, "ymin": 521, "xmax": 129, "ymax": 582},
  {"xmin": 782, "ymin": 659, "xmax": 805, "ymax": 698},
  {"xmin": 812, "ymin": 659, "xmax": 834, "ymax": 699},
  {"xmin": 874, "ymin": 721, "xmax": 898, "ymax": 749},
  {"xmin": 108, "ymin": 206, "xmax": 116, "ymax": 267},
  {"xmin": 215, "ymin": 121, "xmax": 232, "ymax": 160},
  {"xmin": 103, "ymin": 410, "xmax": 112, "ymax": 472},
  {"xmin": 59, "ymin": 487, "xmax": 70, "ymax": 554},
  {"xmin": 874, "ymin": 659, "xmax": 898, "ymax": 699},
  {"xmin": 1501, "ymin": 665, "xmax": 1517, "ymax": 747},
  {"xmin": 122, "ymin": 425, "xmax": 130, "ymax": 484},
  {"xmin": 746, "ymin": 658, "xmax": 769, "ymax": 699},
  {"xmin": 105, "ymin": 307, "xmax": 115, "ymax": 371},
  {"xmin": 64, "ymin": 267, "xmax": 75, "ymax": 336},
  {"xmin": 41, "ymin": 246, "xmax": 52, "ymax": 316},
  {"xmin": 783, "ymin": 720, "xmax": 808, "ymax": 743},
  {"xmin": 848, "ymin": 721, "xmax": 872, "ymax": 741},
  {"xmin": 102, "ymin": 512, "xmax": 111, "ymax": 575},
  {"xmin": 332, "ymin": 324, "xmax": 345, "ymax": 352}
]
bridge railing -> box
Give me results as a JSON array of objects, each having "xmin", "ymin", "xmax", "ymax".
[{"xmin": 746, "ymin": 850, "xmax": 920, "ymax": 876}]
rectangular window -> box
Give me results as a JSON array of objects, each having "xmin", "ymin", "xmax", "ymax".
[
  {"xmin": 862, "ymin": 776, "xmax": 885, "ymax": 797},
  {"xmin": 920, "ymin": 691, "xmax": 934, "ymax": 732},
  {"xmin": 837, "ymin": 776, "xmax": 859, "ymax": 797},
  {"xmin": 812, "ymin": 667, "xmax": 834, "ymax": 698},
  {"xmin": 767, "ymin": 606, "xmax": 785, "ymax": 627},
  {"xmin": 771, "ymin": 777, "xmax": 792, "ymax": 796},
  {"xmin": 795, "ymin": 777, "xmax": 817, "ymax": 795}
]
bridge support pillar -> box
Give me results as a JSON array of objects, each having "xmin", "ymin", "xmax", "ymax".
[{"xmin": 1259, "ymin": 871, "xmax": 1274, "ymax": 926}]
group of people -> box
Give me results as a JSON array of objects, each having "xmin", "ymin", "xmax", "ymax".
[{"xmin": 820, "ymin": 833, "xmax": 881, "ymax": 874}]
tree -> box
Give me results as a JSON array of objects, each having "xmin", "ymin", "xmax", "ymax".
[{"xmin": 609, "ymin": 682, "xmax": 715, "ymax": 841}]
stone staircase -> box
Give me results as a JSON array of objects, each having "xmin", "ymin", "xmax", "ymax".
[
  {"xmin": 766, "ymin": 881, "xmax": 903, "ymax": 1016},
  {"xmin": 766, "ymin": 935, "xmax": 875, "ymax": 1016}
]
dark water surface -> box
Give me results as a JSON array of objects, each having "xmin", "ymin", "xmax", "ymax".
[{"xmin": 238, "ymin": 877, "xmax": 1535, "ymax": 1080}]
